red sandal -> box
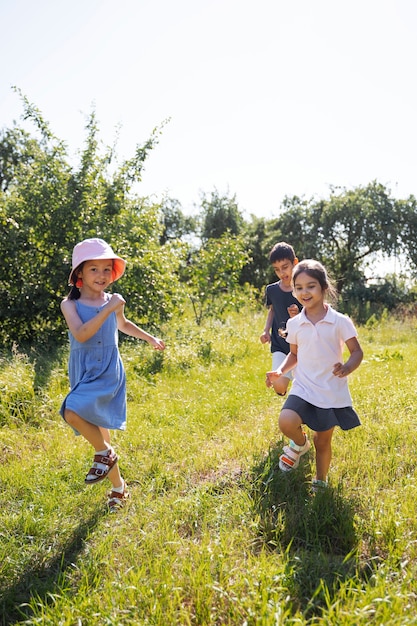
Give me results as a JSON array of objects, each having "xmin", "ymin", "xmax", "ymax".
[
  {"xmin": 107, "ymin": 485, "xmax": 130, "ymax": 512},
  {"xmin": 84, "ymin": 449, "xmax": 118, "ymax": 484}
]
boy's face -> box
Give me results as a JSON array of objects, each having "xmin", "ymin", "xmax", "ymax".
[{"xmin": 271, "ymin": 258, "xmax": 298, "ymax": 288}]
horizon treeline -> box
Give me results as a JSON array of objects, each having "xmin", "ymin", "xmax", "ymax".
[{"xmin": 1, "ymin": 92, "xmax": 417, "ymax": 349}]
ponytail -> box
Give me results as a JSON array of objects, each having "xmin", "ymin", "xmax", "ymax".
[
  {"xmin": 67, "ymin": 285, "xmax": 81, "ymax": 300},
  {"xmin": 67, "ymin": 263, "xmax": 83, "ymax": 299}
]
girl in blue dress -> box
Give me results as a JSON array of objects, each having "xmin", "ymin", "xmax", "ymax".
[{"xmin": 60, "ymin": 238, "xmax": 165, "ymax": 509}]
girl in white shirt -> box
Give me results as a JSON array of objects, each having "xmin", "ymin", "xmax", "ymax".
[{"xmin": 266, "ymin": 259, "xmax": 363, "ymax": 490}]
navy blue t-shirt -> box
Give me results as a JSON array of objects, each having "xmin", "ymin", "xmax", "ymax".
[{"xmin": 265, "ymin": 282, "xmax": 302, "ymax": 354}]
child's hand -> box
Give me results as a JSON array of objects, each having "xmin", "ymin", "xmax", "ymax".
[
  {"xmin": 332, "ymin": 362, "xmax": 349, "ymax": 378},
  {"xmin": 260, "ymin": 331, "xmax": 271, "ymax": 344},
  {"xmin": 265, "ymin": 370, "xmax": 281, "ymax": 388},
  {"xmin": 287, "ymin": 304, "xmax": 299, "ymax": 318},
  {"xmin": 109, "ymin": 293, "xmax": 126, "ymax": 311},
  {"xmin": 151, "ymin": 337, "xmax": 166, "ymax": 351}
]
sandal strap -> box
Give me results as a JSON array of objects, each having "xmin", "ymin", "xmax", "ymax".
[
  {"xmin": 288, "ymin": 435, "xmax": 307, "ymax": 452},
  {"xmin": 280, "ymin": 454, "xmax": 297, "ymax": 468},
  {"xmin": 93, "ymin": 452, "xmax": 116, "ymax": 466},
  {"xmin": 86, "ymin": 466, "xmax": 108, "ymax": 478},
  {"xmin": 312, "ymin": 479, "xmax": 328, "ymax": 488},
  {"xmin": 107, "ymin": 489, "xmax": 130, "ymax": 510},
  {"xmin": 281, "ymin": 446, "xmax": 301, "ymax": 462},
  {"xmin": 85, "ymin": 450, "xmax": 118, "ymax": 484},
  {"xmin": 108, "ymin": 490, "xmax": 129, "ymax": 501}
]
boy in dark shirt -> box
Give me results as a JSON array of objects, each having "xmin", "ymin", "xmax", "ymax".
[{"xmin": 260, "ymin": 242, "xmax": 301, "ymax": 395}]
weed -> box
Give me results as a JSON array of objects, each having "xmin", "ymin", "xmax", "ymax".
[{"xmin": 1, "ymin": 312, "xmax": 417, "ymax": 624}]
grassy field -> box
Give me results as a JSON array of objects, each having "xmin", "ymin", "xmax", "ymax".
[{"xmin": 1, "ymin": 308, "xmax": 417, "ymax": 625}]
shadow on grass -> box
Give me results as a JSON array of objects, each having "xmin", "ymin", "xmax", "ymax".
[
  {"xmin": 251, "ymin": 444, "xmax": 359, "ymax": 620},
  {"xmin": 28, "ymin": 340, "xmax": 65, "ymax": 392},
  {"xmin": 0, "ymin": 506, "xmax": 104, "ymax": 626}
]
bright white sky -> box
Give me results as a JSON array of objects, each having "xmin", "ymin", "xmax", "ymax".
[{"xmin": 1, "ymin": 0, "xmax": 416, "ymax": 219}]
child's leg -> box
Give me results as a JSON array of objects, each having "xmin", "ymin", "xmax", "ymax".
[
  {"xmin": 99, "ymin": 427, "xmax": 129, "ymax": 509},
  {"xmin": 99, "ymin": 426, "xmax": 124, "ymax": 490},
  {"xmin": 278, "ymin": 408, "xmax": 311, "ymax": 471},
  {"xmin": 65, "ymin": 410, "xmax": 119, "ymax": 484},
  {"xmin": 279, "ymin": 409, "xmax": 304, "ymax": 446},
  {"xmin": 65, "ymin": 409, "xmax": 110, "ymax": 450},
  {"xmin": 99, "ymin": 427, "xmax": 112, "ymax": 447},
  {"xmin": 313, "ymin": 428, "xmax": 334, "ymax": 482}
]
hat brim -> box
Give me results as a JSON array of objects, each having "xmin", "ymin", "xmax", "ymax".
[{"xmin": 69, "ymin": 256, "xmax": 126, "ymax": 286}]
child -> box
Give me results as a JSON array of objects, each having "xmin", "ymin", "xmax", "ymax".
[
  {"xmin": 266, "ymin": 259, "xmax": 363, "ymax": 490},
  {"xmin": 260, "ymin": 242, "xmax": 301, "ymax": 396},
  {"xmin": 60, "ymin": 238, "xmax": 165, "ymax": 510}
]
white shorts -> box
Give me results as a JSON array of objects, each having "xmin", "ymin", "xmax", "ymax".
[{"xmin": 272, "ymin": 351, "xmax": 293, "ymax": 380}]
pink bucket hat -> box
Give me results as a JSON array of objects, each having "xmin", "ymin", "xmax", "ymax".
[{"xmin": 69, "ymin": 238, "xmax": 126, "ymax": 285}]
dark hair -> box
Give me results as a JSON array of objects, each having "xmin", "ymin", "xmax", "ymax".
[
  {"xmin": 293, "ymin": 259, "xmax": 338, "ymax": 302},
  {"xmin": 269, "ymin": 241, "xmax": 296, "ymax": 264},
  {"xmin": 67, "ymin": 263, "xmax": 84, "ymax": 300}
]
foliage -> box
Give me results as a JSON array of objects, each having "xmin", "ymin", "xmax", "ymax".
[
  {"xmin": 184, "ymin": 232, "xmax": 251, "ymax": 324},
  {"xmin": 0, "ymin": 102, "xmax": 72, "ymax": 346},
  {"xmin": 268, "ymin": 182, "xmax": 415, "ymax": 293},
  {"xmin": 200, "ymin": 188, "xmax": 244, "ymax": 241},
  {"xmin": 0, "ymin": 92, "xmax": 177, "ymax": 347},
  {"xmin": 240, "ymin": 215, "xmax": 273, "ymax": 290},
  {"xmin": 339, "ymin": 273, "xmax": 417, "ymax": 323},
  {"xmin": 397, "ymin": 194, "xmax": 417, "ymax": 274},
  {"xmin": 2, "ymin": 91, "xmax": 417, "ymax": 350},
  {"xmin": 158, "ymin": 197, "xmax": 197, "ymax": 245},
  {"xmin": 2, "ymin": 310, "xmax": 417, "ymax": 624}
]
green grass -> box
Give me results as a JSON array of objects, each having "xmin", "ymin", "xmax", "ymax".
[{"xmin": 1, "ymin": 309, "xmax": 417, "ymax": 624}]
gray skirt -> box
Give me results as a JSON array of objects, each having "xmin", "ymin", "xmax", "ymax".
[{"xmin": 282, "ymin": 394, "xmax": 361, "ymax": 432}]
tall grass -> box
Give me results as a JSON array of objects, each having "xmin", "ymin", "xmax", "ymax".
[{"xmin": 1, "ymin": 308, "xmax": 417, "ymax": 624}]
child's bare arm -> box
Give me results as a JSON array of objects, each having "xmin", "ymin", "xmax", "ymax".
[
  {"xmin": 116, "ymin": 307, "xmax": 165, "ymax": 350},
  {"xmin": 266, "ymin": 346, "xmax": 298, "ymax": 387},
  {"xmin": 260, "ymin": 306, "xmax": 274, "ymax": 344},
  {"xmin": 332, "ymin": 337, "xmax": 363, "ymax": 378}
]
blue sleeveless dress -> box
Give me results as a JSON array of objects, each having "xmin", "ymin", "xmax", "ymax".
[{"xmin": 60, "ymin": 297, "xmax": 127, "ymax": 433}]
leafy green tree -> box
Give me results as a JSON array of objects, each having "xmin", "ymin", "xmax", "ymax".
[
  {"xmin": 158, "ymin": 197, "xmax": 197, "ymax": 245},
  {"xmin": 0, "ymin": 100, "xmax": 72, "ymax": 346},
  {"xmin": 270, "ymin": 182, "xmax": 407, "ymax": 293},
  {"xmin": 240, "ymin": 215, "xmax": 273, "ymax": 290},
  {"xmin": 0, "ymin": 127, "xmax": 36, "ymax": 193},
  {"xmin": 184, "ymin": 233, "xmax": 250, "ymax": 325},
  {"xmin": 397, "ymin": 195, "xmax": 417, "ymax": 273},
  {"xmin": 0, "ymin": 92, "xmax": 178, "ymax": 347},
  {"xmin": 200, "ymin": 189, "xmax": 244, "ymax": 241},
  {"xmin": 107, "ymin": 200, "xmax": 188, "ymax": 329}
]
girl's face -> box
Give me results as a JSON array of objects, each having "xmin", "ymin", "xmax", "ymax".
[
  {"xmin": 78, "ymin": 259, "xmax": 113, "ymax": 292},
  {"xmin": 292, "ymin": 271, "xmax": 325, "ymax": 312}
]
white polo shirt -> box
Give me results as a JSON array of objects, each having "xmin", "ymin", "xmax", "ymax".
[{"xmin": 286, "ymin": 305, "xmax": 358, "ymax": 408}]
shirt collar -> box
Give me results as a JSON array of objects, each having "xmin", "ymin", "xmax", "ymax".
[{"xmin": 299, "ymin": 304, "xmax": 336, "ymax": 324}]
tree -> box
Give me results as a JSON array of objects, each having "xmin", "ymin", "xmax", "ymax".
[
  {"xmin": 0, "ymin": 100, "xmax": 73, "ymax": 345},
  {"xmin": 158, "ymin": 197, "xmax": 197, "ymax": 245},
  {"xmin": 184, "ymin": 233, "xmax": 250, "ymax": 325},
  {"xmin": 270, "ymin": 182, "xmax": 407, "ymax": 293},
  {"xmin": 0, "ymin": 92, "xmax": 179, "ymax": 347},
  {"xmin": 397, "ymin": 195, "xmax": 417, "ymax": 273},
  {"xmin": 240, "ymin": 215, "xmax": 272, "ymax": 290},
  {"xmin": 200, "ymin": 189, "xmax": 244, "ymax": 241},
  {"xmin": 107, "ymin": 200, "xmax": 188, "ymax": 328}
]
